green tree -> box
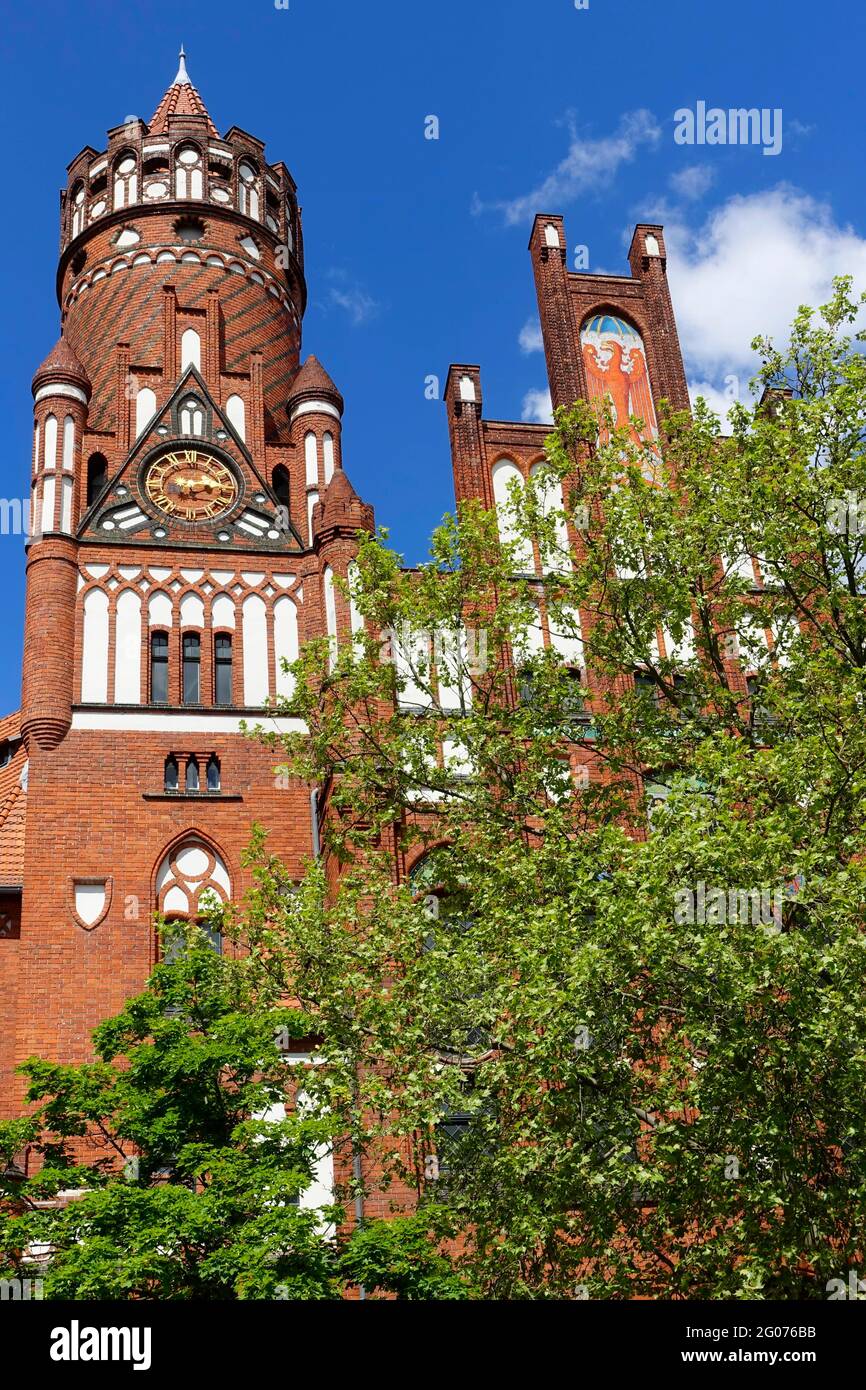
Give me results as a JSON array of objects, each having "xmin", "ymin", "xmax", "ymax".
[
  {"xmin": 0, "ymin": 904, "xmax": 468, "ymax": 1300},
  {"xmin": 254, "ymin": 279, "xmax": 866, "ymax": 1299}
]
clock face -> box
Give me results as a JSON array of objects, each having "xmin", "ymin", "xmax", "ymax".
[{"xmin": 144, "ymin": 449, "xmax": 239, "ymax": 522}]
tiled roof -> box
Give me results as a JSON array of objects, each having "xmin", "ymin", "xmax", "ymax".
[
  {"xmin": 149, "ymin": 51, "xmax": 218, "ymax": 138},
  {"xmin": 0, "ymin": 712, "xmax": 26, "ymax": 887},
  {"xmin": 287, "ymin": 356, "xmax": 344, "ymax": 413},
  {"xmin": 32, "ymin": 336, "xmax": 91, "ymax": 396}
]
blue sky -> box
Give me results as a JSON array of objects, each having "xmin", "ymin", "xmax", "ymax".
[{"xmin": 1, "ymin": 0, "xmax": 864, "ymax": 716}]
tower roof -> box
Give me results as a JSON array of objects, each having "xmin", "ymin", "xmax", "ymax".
[
  {"xmin": 149, "ymin": 47, "xmax": 218, "ymax": 138},
  {"xmin": 287, "ymin": 355, "xmax": 344, "ymax": 415},
  {"xmin": 315, "ymin": 466, "xmax": 374, "ymax": 539},
  {"xmin": 32, "ymin": 336, "xmax": 91, "ymax": 398}
]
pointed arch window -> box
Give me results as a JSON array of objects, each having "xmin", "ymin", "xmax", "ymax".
[
  {"xmin": 175, "ymin": 144, "xmax": 203, "ymax": 200},
  {"xmin": 206, "ymin": 755, "xmax": 221, "ymax": 792},
  {"xmin": 164, "ymin": 755, "xmax": 179, "ymax": 793},
  {"xmin": 185, "ymin": 756, "xmax": 200, "ymax": 793}
]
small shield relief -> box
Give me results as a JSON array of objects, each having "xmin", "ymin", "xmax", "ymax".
[{"xmin": 70, "ymin": 877, "xmax": 113, "ymax": 932}]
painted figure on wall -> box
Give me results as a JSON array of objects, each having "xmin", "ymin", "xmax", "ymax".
[{"xmin": 581, "ymin": 314, "xmax": 660, "ymax": 480}]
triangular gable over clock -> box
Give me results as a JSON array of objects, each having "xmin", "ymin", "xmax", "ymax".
[{"xmin": 80, "ymin": 367, "xmax": 304, "ymax": 550}]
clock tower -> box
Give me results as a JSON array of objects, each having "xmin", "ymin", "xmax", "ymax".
[{"xmin": 0, "ymin": 52, "xmax": 373, "ymax": 1117}]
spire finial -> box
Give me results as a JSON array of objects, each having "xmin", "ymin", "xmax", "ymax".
[{"xmin": 173, "ymin": 45, "xmax": 191, "ymax": 86}]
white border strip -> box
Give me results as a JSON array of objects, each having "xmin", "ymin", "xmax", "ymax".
[
  {"xmin": 290, "ymin": 400, "xmax": 341, "ymax": 423},
  {"xmin": 34, "ymin": 384, "xmax": 88, "ymax": 405},
  {"xmin": 71, "ymin": 711, "xmax": 307, "ymax": 735}
]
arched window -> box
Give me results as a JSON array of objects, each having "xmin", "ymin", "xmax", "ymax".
[
  {"xmin": 114, "ymin": 589, "xmax": 142, "ymax": 704},
  {"xmin": 175, "ymin": 144, "xmax": 203, "ymax": 200},
  {"xmin": 113, "ymin": 152, "xmax": 138, "ymax": 210},
  {"xmin": 150, "ymin": 632, "xmax": 169, "ymax": 704},
  {"xmin": 62, "ymin": 415, "xmax": 75, "ymax": 471},
  {"xmin": 185, "ymin": 756, "xmax": 200, "ymax": 792},
  {"xmin": 206, "ymin": 755, "xmax": 221, "ymax": 792},
  {"xmin": 81, "ymin": 589, "xmax": 110, "ymax": 703},
  {"xmin": 529, "ymin": 460, "xmax": 570, "ymax": 573},
  {"xmin": 238, "ymin": 160, "xmax": 259, "ymax": 220},
  {"xmin": 181, "ymin": 330, "xmax": 201, "ymax": 372},
  {"xmin": 43, "ymin": 414, "xmax": 57, "ymax": 470},
  {"xmin": 71, "ymin": 182, "xmax": 85, "ymax": 239},
  {"xmin": 304, "ymin": 432, "xmax": 318, "ymax": 486},
  {"xmin": 323, "ymin": 565, "xmax": 337, "ymax": 671},
  {"xmin": 323, "ymin": 432, "xmax": 335, "ymax": 484},
  {"xmin": 226, "ymin": 394, "xmax": 245, "ymax": 441},
  {"xmin": 272, "ymin": 465, "xmax": 290, "ymax": 511},
  {"xmin": 156, "ymin": 839, "xmax": 231, "ymax": 957},
  {"xmin": 491, "ymin": 458, "xmax": 534, "ymax": 573},
  {"xmin": 242, "ymin": 594, "xmax": 269, "ymax": 705},
  {"xmin": 135, "ymin": 387, "xmax": 156, "ymax": 438},
  {"xmin": 180, "ymin": 397, "xmax": 204, "ymax": 436},
  {"xmin": 274, "ymin": 596, "xmax": 299, "ymax": 701},
  {"xmin": 164, "ymin": 755, "xmax": 179, "ymax": 793},
  {"xmin": 182, "ymin": 633, "xmax": 201, "ymax": 705},
  {"xmin": 214, "ymin": 633, "xmax": 233, "ymax": 706}
]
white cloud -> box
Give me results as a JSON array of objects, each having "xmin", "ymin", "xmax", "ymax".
[
  {"xmin": 324, "ymin": 271, "xmax": 379, "ymax": 326},
  {"xmin": 477, "ymin": 109, "xmax": 661, "ymax": 226},
  {"xmin": 521, "ymin": 387, "xmax": 553, "ymax": 424},
  {"xmin": 687, "ymin": 379, "xmax": 752, "ymax": 435},
  {"xmin": 668, "ymin": 164, "xmax": 715, "ymax": 201},
  {"xmin": 519, "ymin": 318, "xmax": 544, "ymax": 354},
  {"xmin": 666, "ymin": 187, "xmax": 866, "ymax": 381}
]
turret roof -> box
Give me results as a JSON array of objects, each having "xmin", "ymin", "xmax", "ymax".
[
  {"xmin": 149, "ymin": 48, "xmax": 219, "ymax": 139},
  {"xmin": 32, "ymin": 337, "xmax": 91, "ymax": 397}
]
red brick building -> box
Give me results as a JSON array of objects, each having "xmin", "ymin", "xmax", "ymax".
[{"xmin": 0, "ymin": 55, "xmax": 691, "ymax": 1175}]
